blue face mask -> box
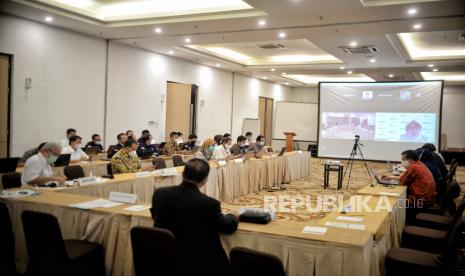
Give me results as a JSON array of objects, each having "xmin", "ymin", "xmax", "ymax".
[{"xmin": 208, "ymin": 145, "xmax": 215, "ymax": 151}]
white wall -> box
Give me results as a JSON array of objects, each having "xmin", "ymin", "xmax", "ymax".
[
  {"xmin": 0, "ymin": 15, "xmax": 107, "ymax": 156},
  {"xmin": 231, "ymin": 74, "xmax": 291, "ymax": 146},
  {"xmin": 289, "ymin": 85, "xmax": 465, "ymax": 148},
  {"xmin": 106, "ymin": 41, "xmax": 234, "ymax": 145}
]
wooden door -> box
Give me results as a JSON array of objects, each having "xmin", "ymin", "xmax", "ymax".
[
  {"xmin": 258, "ymin": 97, "xmax": 274, "ymax": 145},
  {"xmin": 165, "ymin": 82, "xmax": 192, "ymax": 141},
  {"xmin": 0, "ymin": 55, "xmax": 9, "ymax": 158},
  {"xmin": 258, "ymin": 97, "xmax": 266, "ymax": 136}
]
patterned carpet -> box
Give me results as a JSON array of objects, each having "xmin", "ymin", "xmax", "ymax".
[{"xmin": 222, "ymin": 157, "xmax": 465, "ymax": 223}]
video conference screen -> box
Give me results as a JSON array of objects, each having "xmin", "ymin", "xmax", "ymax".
[{"xmin": 318, "ymin": 81, "xmax": 443, "ymax": 161}]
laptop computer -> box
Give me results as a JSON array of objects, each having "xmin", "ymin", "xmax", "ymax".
[
  {"xmin": 278, "ymin": 147, "xmax": 286, "ymax": 156},
  {"xmin": 85, "ymin": 146, "xmax": 100, "ymax": 155},
  {"xmin": 0, "ymin": 157, "xmax": 20, "ymax": 173},
  {"xmin": 54, "ymin": 154, "xmax": 71, "ymax": 167},
  {"xmin": 370, "ymin": 168, "xmax": 399, "ymax": 185}
]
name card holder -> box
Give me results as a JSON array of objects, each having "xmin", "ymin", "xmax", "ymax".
[
  {"xmin": 78, "ymin": 176, "xmax": 98, "ymax": 186},
  {"xmin": 233, "ymin": 158, "xmax": 244, "ymax": 163},
  {"xmin": 218, "ymin": 160, "xmax": 227, "ymax": 166},
  {"xmin": 297, "ymin": 150, "xmax": 303, "ymax": 154},
  {"xmin": 135, "ymin": 171, "xmax": 150, "ymax": 178},
  {"xmin": 109, "ymin": 192, "xmax": 138, "ymax": 204}
]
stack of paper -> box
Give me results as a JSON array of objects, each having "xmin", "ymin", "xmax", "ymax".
[
  {"xmin": 124, "ymin": 205, "xmax": 151, "ymax": 212},
  {"xmin": 0, "ymin": 190, "xmax": 36, "ymax": 199},
  {"xmin": 324, "ymin": 221, "xmax": 366, "ymax": 230},
  {"xmin": 302, "ymin": 226, "xmax": 327, "ymax": 235},
  {"xmin": 69, "ymin": 199, "xmax": 123, "ymax": 209}
]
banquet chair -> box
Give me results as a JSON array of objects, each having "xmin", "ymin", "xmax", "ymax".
[
  {"xmin": 415, "ymin": 197, "xmax": 465, "ymax": 230},
  {"xmin": 172, "ymin": 155, "xmax": 184, "ymax": 167},
  {"xmin": 1, "ymin": 172, "xmax": 22, "ymax": 189},
  {"xmin": 230, "ymin": 247, "xmax": 285, "ymax": 276},
  {"xmin": 22, "ymin": 210, "xmax": 105, "ymax": 276},
  {"xmin": 106, "ymin": 145, "xmax": 116, "ymax": 158},
  {"xmin": 64, "ymin": 165, "xmax": 84, "ymax": 180},
  {"xmin": 131, "ymin": 226, "xmax": 178, "ymax": 276},
  {"xmin": 0, "ymin": 203, "xmax": 16, "ymax": 276},
  {"xmin": 385, "ymin": 217, "xmax": 464, "ymax": 276},
  {"xmin": 153, "ymin": 157, "xmax": 167, "ymax": 169},
  {"xmin": 106, "ymin": 163, "xmax": 113, "ymax": 175}
]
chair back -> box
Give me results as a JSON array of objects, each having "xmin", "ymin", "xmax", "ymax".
[
  {"xmin": 441, "ymin": 180, "xmax": 461, "ymax": 214},
  {"xmin": 106, "ymin": 163, "xmax": 113, "ymax": 175},
  {"xmin": 130, "ymin": 226, "xmax": 178, "ymax": 276},
  {"xmin": 1, "ymin": 172, "xmax": 22, "ymax": 189},
  {"xmin": 0, "ymin": 203, "xmax": 16, "ymax": 275},
  {"xmin": 172, "ymin": 155, "xmax": 184, "ymax": 167},
  {"xmin": 446, "ymin": 161, "xmax": 458, "ymax": 184},
  {"xmin": 442, "ymin": 217, "xmax": 465, "ymax": 264},
  {"xmin": 107, "ymin": 145, "xmax": 116, "ymax": 158},
  {"xmin": 153, "ymin": 158, "xmax": 167, "ymax": 169},
  {"xmin": 64, "ymin": 165, "xmax": 85, "ymax": 180},
  {"xmin": 21, "ymin": 211, "xmax": 69, "ymax": 275},
  {"xmin": 230, "ymin": 247, "xmax": 285, "ymax": 276}
]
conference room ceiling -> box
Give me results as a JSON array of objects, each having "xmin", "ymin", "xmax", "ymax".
[{"xmin": 1, "ymin": 0, "xmax": 464, "ymax": 87}]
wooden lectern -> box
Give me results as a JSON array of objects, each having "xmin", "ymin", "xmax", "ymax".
[{"xmin": 284, "ymin": 132, "xmax": 296, "ymax": 152}]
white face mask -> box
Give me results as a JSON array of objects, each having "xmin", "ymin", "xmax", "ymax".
[
  {"xmin": 129, "ymin": 151, "xmax": 138, "ymax": 158},
  {"xmin": 73, "ymin": 144, "xmax": 81, "ymax": 150},
  {"xmin": 259, "ymin": 141, "xmax": 265, "ymax": 146},
  {"xmin": 95, "ymin": 141, "xmax": 102, "ymax": 145},
  {"xmin": 176, "ymin": 138, "xmax": 183, "ymax": 144},
  {"xmin": 225, "ymin": 144, "xmax": 232, "ymax": 150},
  {"xmin": 401, "ymin": 160, "xmax": 410, "ymax": 168}
]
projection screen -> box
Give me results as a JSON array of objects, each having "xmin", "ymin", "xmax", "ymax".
[{"xmin": 318, "ymin": 81, "xmax": 443, "ymax": 161}]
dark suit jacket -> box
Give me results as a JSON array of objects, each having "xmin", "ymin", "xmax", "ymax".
[
  {"xmin": 230, "ymin": 143, "xmax": 246, "ymax": 156},
  {"xmin": 151, "ymin": 182, "xmax": 239, "ymax": 276}
]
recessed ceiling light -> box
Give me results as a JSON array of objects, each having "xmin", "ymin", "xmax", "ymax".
[
  {"xmin": 278, "ymin": 32, "xmax": 286, "ymax": 38},
  {"xmin": 428, "ymin": 64, "xmax": 434, "ymax": 67},
  {"xmin": 168, "ymin": 50, "xmax": 174, "ymax": 55},
  {"xmin": 281, "ymin": 72, "xmax": 286, "ymax": 75},
  {"xmin": 263, "ymin": 76, "xmax": 268, "ymax": 79},
  {"xmin": 349, "ymin": 41, "xmax": 358, "ymax": 47},
  {"xmin": 347, "ymin": 71, "xmax": 353, "ymax": 74},
  {"xmin": 433, "ymin": 68, "xmax": 438, "ymax": 72},
  {"xmin": 407, "ymin": 8, "xmax": 417, "ymax": 15},
  {"xmin": 216, "ymin": 63, "xmax": 221, "ymax": 67},
  {"xmin": 184, "ymin": 38, "xmax": 191, "ymax": 43},
  {"xmin": 413, "ymin": 24, "xmax": 422, "ymax": 29},
  {"xmin": 285, "ymin": 82, "xmax": 290, "ymax": 85},
  {"xmin": 369, "ymin": 58, "xmax": 376, "ymax": 63},
  {"xmin": 258, "ymin": 20, "xmax": 266, "ymax": 26},
  {"xmin": 270, "ymin": 68, "xmax": 275, "ymax": 72},
  {"xmin": 45, "ymin": 16, "xmax": 53, "ymax": 22},
  {"xmin": 340, "ymin": 66, "xmax": 345, "ymax": 70},
  {"xmin": 388, "ymin": 74, "xmax": 394, "ymax": 78},
  {"xmin": 154, "ymin": 27, "xmax": 162, "ymax": 33}
]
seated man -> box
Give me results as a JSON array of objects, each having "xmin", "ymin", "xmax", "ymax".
[
  {"xmin": 108, "ymin": 133, "xmax": 128, "ymax": 158},
  {"xmin": 223, "ymin": 133, "xmax": 231, "ymax": 140},
  {"xmin": 60, "ymin": 128, "xmax": 76, "ymax": 148},
  {"xmin": 245, "ymin": 132, "xmax": 253, "ymax": 146},
  {"xmin": 248, "ymin": 135, "xmax": 266, "ymax": 154},
  {"xmin": 18, "ymin": 142, "xmax": 47, "ymax": 166},
  {"xmin": 84, "ymin": 134, "xmax": 104, "ymax": 152},
  {"xmin": 212, "ymin": 137, "xmax": 233, "ymax": 161},
  {"xmin": 126, "ymin": 130, "xmax": 136, "ymax": 141},
  {"xmin": 21, "ymin": 142, "xmax": 66, "ymax": 186},
  {"xmin": 61, "ymin": 135, "xmax": 89, "ymax": 163},
  {"xmin": 151, "ymin": 159, "xmax": 239, "ymax": 276},
  {"xmin": 386, "ymin": 150, "xmax": 437, "ymax": 222},
  {"xmin": 137, "ymin": 134, "xmax": 157, "ymax": 157},
  {"xmin": 421, "ymin": 143, "xmax": 447, "ymax": 176},
  {"xmin": 213, "ymin": 134, "xmax": 223, "ymax": 146},
  {"xmin": 137, "ymin": 129, "xmax": 150, "ymax": 144},
  {"xmin": 111, "ymin": 140, "xmax": 154, "ymax": 174},
  {"xmin": 163, "ymin": 132, "xmax": 180, "ymax": 156},
  {"xmin": 181, "ymin": 134, "xmax": 198, "ymax": 151},
  {"xmin": 230, "ymin": 135, "xmax": 247, "ymax": 156},
  {"xmin": 176, "ymin": 132, "xmax": 184, "ymax": 144}
]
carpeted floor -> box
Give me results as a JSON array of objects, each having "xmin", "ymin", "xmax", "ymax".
[{"xmin": 222, "ymin": 157, "xmax": 465, "ymax": 223}]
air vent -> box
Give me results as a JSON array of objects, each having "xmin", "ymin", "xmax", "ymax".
[
  {"xmin": 256, "ymin": 43, "xmax": 286, "ymax": 49},
  {"xmin": 381, "ymin": 75, "xmax": 405, "ymax": 81},
  {"xmin": 341, "ymin": 46, "xmax": 379, "ymax": 54}
]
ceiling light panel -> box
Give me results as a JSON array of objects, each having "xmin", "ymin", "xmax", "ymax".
[
  {"xmin": 36, "ymin": 0, "xmax": 255, "ymax": 21},
  {"xmin": 286, "ymin": 74, "xmax": 374, "ymax": 85},
  {"xmin": 421, "ymin": 72, "xmax": 465, "ymax": 82},
  {"xmin": 398, "ymin": 31, "xmax": 465, "ymax": 60}
]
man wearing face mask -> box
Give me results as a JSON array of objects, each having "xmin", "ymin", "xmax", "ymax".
[
  {"xmin": 61, "ymin": 135, "xmax": 89, "ymax": 163},
  {"xmin": 137, "ymin": 134, "xmax": 157, "ymax": 157},
  {"xmin": 21, "ymin": 142, "xmax": 66, "ymax": 186},
  {"xmin": 163, "ymin": 132, "xmax": 180, "ymax": 156},
  {"xmin": 386, "ymin": 150, "xmax": 436, "ymax": 221},
  {"xmin": 230, "ymin": 135, "xmax": 247, "ymax": 156},
  {"xmin": 111, "ymin": 140, "xmax": 155, "ymax": 174},
  {"xmin": 60, "ymin": 128, "xmax": 76, "ymax": 148},
  {"xmin": 212, "ymin": 137, "xmax": 233, "ymax": 161},
  {"xmin": 248, "ymin": 135, "xmax": 266, "ymax": 155},
  {"xmin": 126, "ymin": 130, "xmax": 136, "ymax": 142},
  {"xmin": 84, "ymin": 134, "xmax": 104, "ymax": 152},
  {"xmin": 245, "ymin": 132, "xmax": 253, "ymax": 146},
  {"xmin": 176, "ymin": 132, "xmax": 184, "ymax": 145},
  {"xmin": 182, "ymin": 134, "xmax": 198, "ymax": 151}
]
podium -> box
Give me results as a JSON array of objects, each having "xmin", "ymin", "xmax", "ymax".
[{"xmin": 284, "ymin": 132, "xmax": 296, "ymax": 152}]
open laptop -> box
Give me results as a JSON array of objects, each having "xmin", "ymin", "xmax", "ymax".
[
  {"xmin": 0, "ymin": 157, "xmax": 20, "ymax": 173},
  {"xmin": 54, "ymin": 154, "xmax": 71, "ymax": 167},
  {"xmin": 85, "ymin": 146, "xmax": 100, "ymax": 155},
  {"xmin": 140, "ymin": 151, "xmax": 155, "ymax": 160},
  {"xmin": 370, "ymin": 168, "xmax": 399, "ymax": 185},
  {"xmin": 278, "ymin": 147, "xmax": 286, "ymax": 156}
]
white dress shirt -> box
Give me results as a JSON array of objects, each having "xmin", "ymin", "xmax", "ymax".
[
  {"xmin": 61, "ymin": 145, "xmax": 89, "ymax": 161},
  {"xmin": 21, "ymin": 152, "xmax": 53, "ymax": 185},
  {"xmin": 60, "ymin": 138, "xmax": 69, "ymax": 148},
  {"xmin": 212, "ymin": 145, "xmax": 231, "ymax": 160}
]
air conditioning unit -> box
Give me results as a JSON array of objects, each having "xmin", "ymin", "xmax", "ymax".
[
  {"xmin": 341, "ymin": 45, "xmax": 379, "ymax": 54},
  {"xmin": 256, "ymin": 43, "xmax": 286, "ymax": 49}
]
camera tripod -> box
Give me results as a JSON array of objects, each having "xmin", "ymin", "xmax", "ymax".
[{"xmin": 343, "ymin": 135, "xmax": 373, "ymax": 190}]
